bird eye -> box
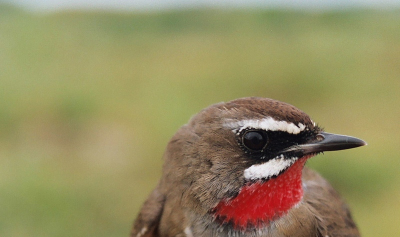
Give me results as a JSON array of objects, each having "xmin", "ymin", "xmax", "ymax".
[{"xmin": 242, "ymin": 130, "xmax": 268, "ymax": 151}]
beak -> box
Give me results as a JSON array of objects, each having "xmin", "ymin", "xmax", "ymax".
[{"xmin": 284, "ymin": 132, "xmax": 367, "ymax": 156}]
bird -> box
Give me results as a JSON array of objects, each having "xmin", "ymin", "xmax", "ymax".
[{"xmin": 131, "ymin": 97, "xmax": 366, "ymax": 237}]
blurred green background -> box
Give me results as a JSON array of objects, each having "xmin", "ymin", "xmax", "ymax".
[{"xmin": 0, "ymin": 4, "xmax": 399, "ymax": 236}]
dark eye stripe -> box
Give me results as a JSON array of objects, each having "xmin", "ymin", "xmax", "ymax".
[{"xmin": 238, "ymin": 128, "xmax": 319, "ymax": 160}]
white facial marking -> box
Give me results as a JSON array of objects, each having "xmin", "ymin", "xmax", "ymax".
[
  {"xmin": 311, "ymin": 120, "xmax": 316, "ymax": 127},
  {"xmin": 136, "ymin": 227, "xmax": 148, "ymax": 237},
  {"xmin": 184, "ymin": 227, "xmax": 193, "ymax": 237},
  {"xmin": 224, "ymin": 117, "xmax": 306, "ymax": 134},
  {"xmin": 243, "ymin": 157, "xmax": 298, "ymax": 180}
]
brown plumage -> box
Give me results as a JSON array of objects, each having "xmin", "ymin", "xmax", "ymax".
[{"xmin": 131, "ymin": 97, "xmax": 365, "ymax": 237}]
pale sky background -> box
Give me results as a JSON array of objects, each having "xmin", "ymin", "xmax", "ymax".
[{"xmin": 3, "ymin": 0, "xmax": 400, "ymax": 12}]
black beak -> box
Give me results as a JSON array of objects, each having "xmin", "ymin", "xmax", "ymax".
[{"xmin": 284, "ymin": 132, "xmax": 367, "ymax": 156}]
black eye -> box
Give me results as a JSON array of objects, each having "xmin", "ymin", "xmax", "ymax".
[{"xmin": 242, "ymin": 130, "xmax": 268, "ymax": 151}]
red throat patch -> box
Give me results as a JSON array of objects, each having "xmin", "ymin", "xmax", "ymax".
[{"xmin": 213, "ymin": 157, "xmax": 310, "ymax": 230}]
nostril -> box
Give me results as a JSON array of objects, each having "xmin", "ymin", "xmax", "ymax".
[{"xmin": 316, "ymin": 134, "xmax": 325, "ymax": 142}]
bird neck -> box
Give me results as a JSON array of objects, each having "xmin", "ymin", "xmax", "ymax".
[{"xmin": 213, "ymin": 157, "xmax": 309, "ymax": 230}]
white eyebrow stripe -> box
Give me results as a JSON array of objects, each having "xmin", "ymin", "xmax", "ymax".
[
  {"xmin": 244, "ymin": 156, "xmax": 298, "ymax": 180},
  {"xmin": 223, "ymin": 117, "xmax": 306, "ymax": 134}
]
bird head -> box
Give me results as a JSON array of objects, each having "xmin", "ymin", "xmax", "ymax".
[{"xmin": 161, "ymin": 97, "xmax": 366, "ymax": 230}]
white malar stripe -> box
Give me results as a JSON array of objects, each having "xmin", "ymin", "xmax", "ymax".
[
  {"xmin": 224, "ymin": 117, "xmax": 306, "ymax": 134},
  {"xmin": 244, "ymin": 157, "xmax": 298, "ymax": 180}
]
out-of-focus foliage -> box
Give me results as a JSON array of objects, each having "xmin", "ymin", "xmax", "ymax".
[{"xmin": 0, "ymin": 5, "xmax": 399, "ymax": 236}]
